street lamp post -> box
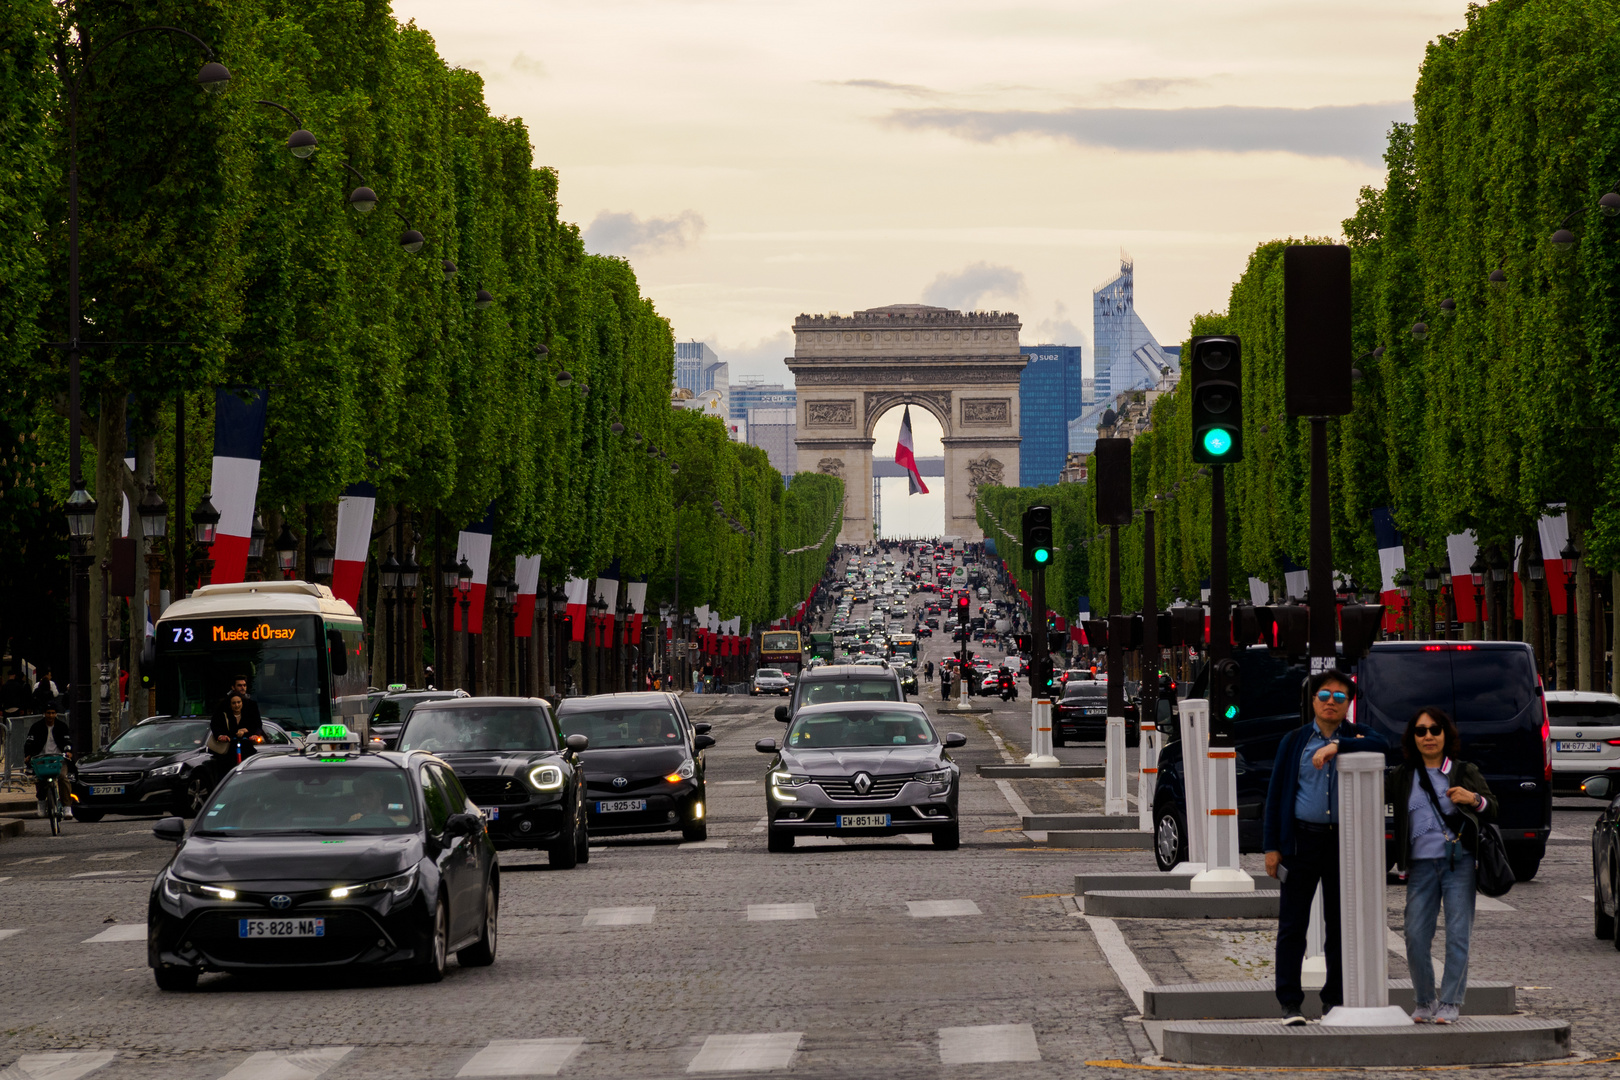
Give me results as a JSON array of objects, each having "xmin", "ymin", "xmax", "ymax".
[
  {"xmin": 1487, "ymin": 546, "xmax": 1510, "ymax": 641},
  {"xmin": 311, "ymin": 535, "xmax": 335, "ymax": 585},
  {"xmin": 490, "ymin": 571, "xmax": 511, "ymax": 695},
  {"xmin": 457, "ymin": 556, "xmax": 473, "ymax": 693},
  {"xmin": 274, "ymin": 523, "xmax": 298, "ymax": 580},
  {"xmin": 191, "ymin": 493, "xmax": 219, "ymax": 588},
  {"xmin": 549, "ymin": 587, "xmax": 567, "ymax": 696},
  {"xmin": 247, "ymin": 511, "xmax": 267, "ymax": 582},
  {"xmin": 400, "ymin": 548, "xmax": 420, "ymax": 688},
  {"xmin": 1469, "ymin": 556, "xmax": 1487, "ymax": 640},
  {"xmin": 1439, "ymin": 565, "xmax": 1455, "ymax": 641},
  {"xmin": 1561, "ymin": 538, "xmax": 1581, "ymax": 690},
  {"xmin": 440, "ymin": 559, "xmax": 461, "ymax": 689},
  {"xmin": 1423, "ymin": 565, "xmax": 1442, "ymax": 640},
  {"xmin": 1396, "ymin": 568, "xmax": 1413, "ymax": 640},
  {"xmin": 137, "ymin": 485, "xmax": 167, "ymax": 719},
  {"xmin": 380, "ymin": 550, "xmax": 400, "ymax": 687}
]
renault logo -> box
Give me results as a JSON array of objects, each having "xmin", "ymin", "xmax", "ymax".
[
  {"xmin": 269, "ymin": 895, "xmax": 291, "ymax": 910},
  {"xmin": 612, "ymin": 777, "xmax": 629, "ymax": 788},
  {"xmin": 851, "ymin": 772, "xmax": 873, "ymax": 796}
]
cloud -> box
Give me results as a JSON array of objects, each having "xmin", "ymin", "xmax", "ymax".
[
  {"xmin": 582, "ymin": 210, "xmax": 706, "ymax": 257},
  {"xmin": 1096, "ymin": 76, "xmax": 1205, "ymax": 99},
  {"xmin": 921, "ymin": 261, "xmax": 1025, "ymax": 310},
  {"xmin": 1031, "ymin": 302, "xmax": 1084, "ymax": 346},
  {"xmin": 827, "ymin": 78, "xmax": 938, "ymax": 98},
  {"xmin": 511, "ymin": 51, "xmax": 548, "ymax": 78},
  {"xmin": 887, "ymin": 102, "xmax": 1415, "ymax": 165}
]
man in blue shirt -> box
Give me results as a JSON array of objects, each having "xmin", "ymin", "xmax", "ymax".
[{"xmin": 1262, "ymin": 668, "xmax": 1386, "ymax": 1024}]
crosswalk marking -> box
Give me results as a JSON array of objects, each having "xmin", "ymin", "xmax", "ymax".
[
  {"xmin": 71, "ymin": 871, "xmax": 131, "ymax": 878},
  {"xmin": 583, "ymin": 906, "xmax": 655, "ymax": 926},
  {"xmin": 0, "ymin": 877, "xmax": 10, "ymax": 884},
  {"xmin": 686, "ymin": 1033, "xmax": 801, "ymax": 1073},
  {"xmin": 84, "ymin": 852, "xmax": 135, "ymax": 861},
  {"xmin": 1475, "ymin": 894, "xmax": 1515, "ymax": 912},
  {"xmin": 1580, "ymin": 895, "xmax": 1595, "ymax": 903},
  {"xmin": 0, "ymin": 929, "xmax": 19, "ymax": 941},
  {"xmin": 7, "ymin": 856, "xmax": 64, "ymax": 866},
  {"xmin": 793, "ymin": 836, "xmax": 845, "ymax": 847},
  {"xmin": 907, "ymin": 899, "xmax": 980, "ymax": 918},
  {"xmin": 713, "ymin": 781, "xmax": 758, "ymax": 786},
  {"xmin": 218, "ymin": 1047, "xmax": 353, "ymax": 1080},
  {"xmin": 82, "ymin": 924, "xmax": 145, "ymax": 943},
  {"xmin": 938, "ymin": 1024, "xmax": 1040, "ymax": 1065},
  {"xmin": 457, "ymin": 1038, "xmax": 585, "ymax": 1077},
  {"xmin": 746, "ymin": 903, "xmax": 815, "ymax": 922},
  {"xmin": 0, "ymin": 1050, "xmax": 117, "ymax": 1080},
  {"xmin": 680, "ymin": 840, "xmax": 730, "ymax": 850},
  {"xmin": 904, "ymin": 834, "xmax": 933, "ymax": 845}
]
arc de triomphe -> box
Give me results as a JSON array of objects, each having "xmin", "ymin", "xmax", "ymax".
[{"xmin": 787, "ymin": 304, "xmax": 1024, "ymax": 546}]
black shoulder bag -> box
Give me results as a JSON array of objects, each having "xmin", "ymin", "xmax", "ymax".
[{"xmin": 1415, "ymin": 763, "xmax": 1514, "ymax": 897}]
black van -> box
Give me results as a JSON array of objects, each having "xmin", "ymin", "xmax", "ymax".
[{"xmin": 1356, "ymin": 641, "xmax": 1550, "ymax": 881}]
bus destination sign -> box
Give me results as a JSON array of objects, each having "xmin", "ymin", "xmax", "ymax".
[{"xmin": 164, "ymin": 616, "xmax": 308, "ymax": 646}]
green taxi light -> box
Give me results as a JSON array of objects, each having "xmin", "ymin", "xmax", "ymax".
[
  {"xmin": 1034, "ymin": 548, "xmax": 1050, "ymax": 564},
  {"xmin": 1202, "ymin": 429, "xmax": 1234, "ymax": 457},
  {"xmin": 316, "ymin": 724, "xmax": 350, "ymax": 741}
]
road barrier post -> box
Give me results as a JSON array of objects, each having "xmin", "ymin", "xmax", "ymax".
[
  {"xmin": 1138, "ymin": 719, "xmax": 1158, "ymax": 833},
  {"xmin": 1104, "ymin": 715, "xmax": 1127, "ymax": 816},
  {"xmin": 1179, "ymin": 698, "xmax": 1209, "ymax": 870},
  {"xmin": 1303, "ymin": 884, "xmax": 1327, "ymax": 989},
  {"xmin": 1191, "ymin": 744, "xmax": 1251, "ymax": 891},
  {"xmin": 1024, "ymin": 698, "xmax": 1058, "ymax": 766}
]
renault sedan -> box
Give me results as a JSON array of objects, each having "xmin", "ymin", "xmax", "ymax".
[{"xmin": 756, "ymin": 701, "xmax": 965, "ymax": 851}]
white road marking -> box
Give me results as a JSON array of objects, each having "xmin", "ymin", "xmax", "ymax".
[
  {"xmin": 904, "ymin": 833, "xmax": 933, "ymax": 845},
  {"xmin": 7, "ymin": 856, "xmax": 64, "ymax": 866},
  {"xmin": 793, "ymin": 836, "xmax": 845, "ymax": 848},
  {"xmin": 70, "ymin": 871, "xmax": 132, "ymax": 878},
  {"xmin": 680, "ymin": 840, "xmax": 730, "ymax": 850},
  {"xmin": 713, "ymin": 781, "xmax": 758, "ymax": 786},
  {"xmin": 583, "ymin": 906, "xmax": 655, "ymax": 926},
  {"xmin": 1083, "ymin": 914, "xmax": 1152, "ymax": 1014},
  {"xmin": 0, "ymin": 929, "xmax": 19, "ymax": 941},
  {"xmin": 994, "ymin": 780, "xmax": 1033, "ymax": 821},
  {"xmin": 82, "ymin": 924, "xmax": 145, "ymax": 943},
  {"xmin": 84, "ymin": 852, "xmax": 135, "ymax": 861},
  {"xmin": 0, "ymin": 877, "xmax": 11, "ymax": 885},
  {"xmin": 937, "ymin": 1023, "xmax": 1040, "ymax": 1065},
  {"xmin": 218, "ymin": 1047, "xmax": 353, "ymax": 1080},
  {"xmin": 457, "ymin": 1038, "xmax": 586, "ymax": 1077},
  {"xmin": 908, "ymin": 899, "xmax": 981, "ymax": 918},
  {"xmin": 1580, "ymin": 895, "xmax": 1595, "ymax": 903},
  {"xmin": 1475, "ymin": 894, "xmax": 1515, "ymax": 912},
  {"xmin": 686, "ymin": 1033, "xmax": 802, "ymax": 1073},
  {"xmin": 746, "ymin": 903, "xmax": 815, "ymax": 922},
  {"xmin": 0, "ymin": 1050, "xmax": 117, "ymax": 1080}
]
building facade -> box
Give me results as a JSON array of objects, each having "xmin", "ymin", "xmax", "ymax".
[
  {"xmin": 746, "ymin": 407, "xmax": 798, "ymax": 477},
  {"xmin": 1018, "ymin": 344, "xmax": 1085, "ymax": 487},
  {"xmin": 1068, "ymin": 256, "xmax": 1179, "ymax": 457},
  {"xmin": 731, "ymin": 379, "xmax": 797, "ymax": 423},
  {"xmin": 675, "ymin": 341, "xmax": 728, "ymax": 420}
]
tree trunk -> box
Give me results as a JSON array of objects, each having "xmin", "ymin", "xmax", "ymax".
[
  {"xmin": 88, "ymin": 391, "xmax": 127, "ymax": 750},
  {"xmin": 1612, "ymin": 570, "xmax": 1619, "ymax": 697},
  {"xmin": 1521, "ymin": 529, "xmax": 1542, "ymax": 674},
  {"xmin": 1575, "ymin": 510, "xmax": 1594, "ymax": 691}
]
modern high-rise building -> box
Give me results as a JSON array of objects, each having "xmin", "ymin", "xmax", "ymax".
[
  {"xmin": 1068, "ymin": 255, "xmax": 1180, "ymax": 457},
  {"xmin": 731, "ymin": 379, "xmax": 796, "ymax": 423},
  {"xmin": 674, "ymin": 341, "xmax": 728, "ymax": 420},
  {"xmin": 746, "ymin": 407, "xmax": 798, "ymax": 478},
  {"xmin": 1018, "ymin": 344, "xmax": 1085, "ymax": 487}
]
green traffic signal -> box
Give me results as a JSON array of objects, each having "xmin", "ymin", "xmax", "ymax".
[
  {"xmin": 1202, "ymin": 428, "xmax": 1234, "ymax": 457},
  {"xmin": 1223, "ymin": 704, "xmax": 1239, "ymax": 720},
  {"xmin": 1034, "ymin": 548, "xmax": 1050, "ymax": 564}
]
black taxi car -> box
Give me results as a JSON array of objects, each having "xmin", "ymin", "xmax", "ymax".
[
  {"xmin": 396, "ymin": 697, "xmax": 590, "ymax": 868},
  {"xmin": 147, "ymin": 724, "xmax": 498, "ymax": 990}
]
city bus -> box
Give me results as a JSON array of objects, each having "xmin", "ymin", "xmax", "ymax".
[
  {"xmin": 152, "ymin": 580, "xmax": 370, "ymax": 737},
  {"xmin": 758, "ymin": 629, "xmax": 805, "ymax": 676}
]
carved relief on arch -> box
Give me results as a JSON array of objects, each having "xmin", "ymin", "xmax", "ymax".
[
  {"xmin": 862, "ymin": 389, "xmax": 952, "ymax": 438},
  {"xmin": 816, "ymin": 457, "xmax": 846, "ymax": 480},
  {"xmin": 965, "ymin": 453, "xmax": 1004, "ymax": 495},
  {"xmin": 805, "ymin": 400, "xmax": 855, "ymax": 427}
]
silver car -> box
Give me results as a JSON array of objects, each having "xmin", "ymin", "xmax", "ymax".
[
  {"xmin": 756, "ymin": 701, "xmax": 965, "ymax": 851},
  {"xmin": 751, "ymin": 668, "xmax": 792, "ymax": 696}
]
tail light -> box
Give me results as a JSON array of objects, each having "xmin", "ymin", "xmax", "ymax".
[{"xmin": 1540, "ymin": 676, "xmax": 1552, "ymax": 781}]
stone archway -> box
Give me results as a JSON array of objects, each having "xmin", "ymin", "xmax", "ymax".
[{"xmin": 787, "ymin": 304, "xmax": 1025, "ymax": 545}]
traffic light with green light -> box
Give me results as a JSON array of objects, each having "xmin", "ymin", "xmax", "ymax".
[
  {"xmin": 1021, "ymin": 505, "xmax": 1054, "ymax": 570},
  {"xmin": 1190, "ymin": 335, "xmax": 1243, "ymax": 464},
  {"xmin": 1210, "ymin": 658, "xmax": 1242, "ymax": 743}
]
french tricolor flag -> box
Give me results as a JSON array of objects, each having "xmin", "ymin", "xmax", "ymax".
[
  {"xmin": 594, "ymin": 577, "xmax": 619, "ymax": 647},
  {"xmin": 1538, "ymin": 509, "xmax": 1573, "ymax": 616},
  {"xmin": 1446, "ymin": 532, "xmax": 1479, "ymax": 623},
  {"xmin": 895, "ymin": 406, "xmax": 929, "ymax": 495},
  {"xmin": 332, "ymin": 482, "xmax": 376, "ymax": 608},
  {"xmin": 453, "ymin": 508, "xmax": 494, "ymax": 634},
  {"xmin": 513, "ymin": 555, "xmax": 541, "ymax": 638},
  {"xmin": 1371, "ymin": 507, "xmax": 1406, "ymax": 634},
  {"xmin": 207, "ymin": 388, "xmax": 270, "ymax": 584},
  {"xmin": 565, "ymin": 577, "xmax": 590, "ymax": 642},
  {"xmin": 626, "ymin": 581, "xmax": 648, "ymax": 644}
]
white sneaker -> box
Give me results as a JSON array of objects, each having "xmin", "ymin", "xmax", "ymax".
[
  {"xmin": 1411, "ymin": 1000, "xmax": 1438, "ymax": 1023},
  {"xmin": 1433, "ymin": 1003, "xmax": 1460, "ymax": 1025}
]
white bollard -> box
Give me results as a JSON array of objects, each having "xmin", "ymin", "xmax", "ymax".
[
  {"xmin": 1104, "ymin": 715, "xmax": 1128, "ymax": 817},
  {"xmin": 1320, "ymin": 752, "xmax": 1412, "ymax": 1027},
  {"xmin": 1177, "ymin": 698, "xmax": 1210, "ymax": 873},
  {"xmin": 1190, "ymin": 744, "xmax": 1253, "ymax": 892},
  {"xmin": 1024, "ymin": 698, "xmax": 1058, "ymax": 766},
  {"xmin": 1302, "ymin": 884, "xmax": 1327, "ymax": 990},
  {"xmin": 1137, "ymin": 720, "xmax": 1159, "ymax": 833}
]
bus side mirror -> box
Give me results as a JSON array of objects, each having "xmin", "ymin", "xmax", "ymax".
[{"xmin": 327, "ymin": 629, "xmax": 348, "ymax": 677}]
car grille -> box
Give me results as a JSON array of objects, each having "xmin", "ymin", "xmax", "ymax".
[
  {"xmin": 811, "ymin": 774, "xmax": 913, "ymax": 800},
  {"xmin": 190, "ymin": 909, "xmax": 381, "ymax": 966},
  {"xmin": 83, "ymin": 771, "xmax": 144, "ymax": 784},
  {"xmin": 459, "ymin": 777, "xmax": 531, "ymax": 806}
]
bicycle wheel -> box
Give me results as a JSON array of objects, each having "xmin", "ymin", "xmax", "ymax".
[{"xmin": 47, "ymin": 789, "xmax": 61, "ymax": 836}]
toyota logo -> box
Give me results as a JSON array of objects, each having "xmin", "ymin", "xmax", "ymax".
[
  {"xmin": 851, "ymin": 772, "xmax": 873, "ymax": 796},
  {"xmin": 269, "ymin": 895, "xmax": 291, "ymax": 910},
  {"xmin": 612, "ymin": 777, "xmax": 629, "ymax": 788}
]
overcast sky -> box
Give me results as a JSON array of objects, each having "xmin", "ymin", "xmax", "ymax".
[{"xmin": 395, "ymin": 0, "xmax": 1463, "ymax": 386}]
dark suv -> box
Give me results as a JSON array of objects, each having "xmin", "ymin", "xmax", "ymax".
[{"xmin": 774, "ymin": 664, "xmax": 906, "ymax": 724}]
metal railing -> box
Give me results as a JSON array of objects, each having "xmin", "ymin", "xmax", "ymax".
[{"xmin": 2, "ymin": 715, "xmax": 44, "ymax": 791}]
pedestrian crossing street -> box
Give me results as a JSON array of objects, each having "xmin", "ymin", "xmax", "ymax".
[{"xmin": 0, "ymin": 1024, "xmax": 1047, "ymax": 1078}]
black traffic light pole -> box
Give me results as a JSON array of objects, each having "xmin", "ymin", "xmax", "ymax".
[
  {"xmin": 1140, "ymin": 506, "xmax": 1158, "ymax": 728},
  {"xmin": 1030, "ymin": 562, "xmax": 1048, "ymax": 695},
  {"xmin": 1094, "ymin": 441, "xmax": 1131, "ymax": 720},
  {"xmin": 1107, "ymin": 525, "xmax": 1123, "ymax": 719},
  {"xmin": 1209, "ymin": 466, "xmax": 1231, "ymax": 664},
  {"xmin": 1308, "ymin": 417, "xmax": 1336, "ymax": 670}
]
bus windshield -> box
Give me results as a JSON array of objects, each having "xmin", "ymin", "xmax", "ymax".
[{"xmin": 157, "ymin": 614, "xmax": 327, "ymax": 732}]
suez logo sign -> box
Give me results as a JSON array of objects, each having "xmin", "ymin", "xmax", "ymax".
[{"xmin": 166, "ymin": 620, "xmax": 300, "ymax": 644}]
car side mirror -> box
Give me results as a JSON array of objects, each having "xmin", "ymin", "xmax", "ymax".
[
  {"xmin": 693, "ymin": 722, "xmax": 712, "ymax": 735},
  {"xmin": 943, "ymin": 733, "xmax": 967, "ymax": 748},
  {"xmin": 694, "ymin": 734, "xmax": 716, "ymax": 751},
  {"xmin": 774, "ymin": 705, "xmax": 789, "ymax": 722},
  {"xmin": 1583, "ymin": 776, "xmax": 1614, "ymax": 800},
  {"xmin": 565, "ymin": 733, "xmax": 590, "ymax": 753},
  {"xmin": 154, "ymin": 817, "xmax": 187, "ymax": 841},
  {"xmin": 445, "ymin": 811, "xmax": 480, "ymax": 837},
  {"xmin": 755, "ymin": 738, "xmax": 778, "ymax": 754}
]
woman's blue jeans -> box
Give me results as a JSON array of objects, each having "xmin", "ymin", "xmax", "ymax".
[{"xmin": 1404, "ymin": 855, "xmax": 1476, "ymax": 1006}]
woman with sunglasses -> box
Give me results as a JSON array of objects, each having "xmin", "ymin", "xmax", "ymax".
[{"xmin": 1391, "ymin": 707, "xmax": 1494, "ymax": 1025}]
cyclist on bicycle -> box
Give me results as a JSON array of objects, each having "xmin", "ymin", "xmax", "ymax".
[{"xmin": 23, "ymin": 702, "xmax": 73, "ymax": 819}]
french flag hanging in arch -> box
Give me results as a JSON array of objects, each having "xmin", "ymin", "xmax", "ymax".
[
  {"xmin": 895, "ymin": 406, "xmax": 929, "ymax": 495},
  {"xmin": 332, "ymin": 482, "xmax": 376, "ymax": 608},
  {"xmin": 207, "ymin": 388, "xmax": 270, "ymax": 584},
  {"xmin": 453, "ymin": 507, "xmax": 495, "ymax": 634}
]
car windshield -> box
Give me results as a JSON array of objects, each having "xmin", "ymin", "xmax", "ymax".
[
  {"xmin": 1549, "ymin": 700, "xmax": 1620, "ymax": 722},
  {"xmin": 398, "ymin": 706, "xmax": 558, "ymax": 752},
  {"xmin": 757, "ymin": 669, "xmax": 784, "ymax": 678},
  {"xmin": 108, "ymin": 720, "xmax": 212, "ymax": 753},
  {"xmin": 197, "ymin": 766, "xmax": 417, "ymax": 834},
  {"xmin": 371, "ymin": 695, "xmax": 454, "ymax": 728},
  {"xmin": 787, "ymin": 709, "xmax": 936, "ymax": 747},
  {"xmin": 560, "ymin": 708, "xmax": 683, "ymax": 749},
  {"xmin": 798, "ymin": 678, "xmax": 900, "ymax": 706}
]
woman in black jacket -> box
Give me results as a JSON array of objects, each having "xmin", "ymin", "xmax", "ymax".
[{"xmin": 1390, "ymin": 707, "xmax": 1494, "ymax": 1025}]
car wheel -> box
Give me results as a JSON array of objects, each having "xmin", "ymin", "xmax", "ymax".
[
  {"xmin": 1506, "ymin": 847, "xmax": 1541, "ymax": 883},
  {"xmin": 1154, "ymin": 804, "xmax": 1187, "ymax": 872},
  {"xmin": 457, "ymin": 883, "xmax": 498, "ymax": 967},
  {"xmin": 418, "ymin": 897, "xmax": 448, "ymax": 983},
  {"xmin": 575, "ymin": 809, "xmax": 590, "ymax": 865},
  {"xmin": 183, "ymin": 773, "xmax": 212, "ymax": 818},
  {"xmin": 153, "ymin": 965, "xmax": 198, "ymax": 992},
  {"xmin": 932, "ymin": 823, "xmax": 960, "ymax": 849},
  {"xmin": 767, "ymin": 827, "xmax": 794, "ymax": 853},
  {"xmin": 72, "ymin": 807, "xmax": 104, "ymax": 823},
  {"xmin": 682, "ymin": 819, "xmax": 708, "ymax": 842},
  {"xmin": 1597, "ymin": 860, "xmax": 1615, "ymax": 940}
]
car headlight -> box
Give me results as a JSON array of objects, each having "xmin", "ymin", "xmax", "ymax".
[
  {"xmin": 664, "ymin": 759, "xmax": 696, "ymax": 783},
  {"xmin": 149, "ymin": 763, "xmax": 184, "ymax": 778},
  {"xmin": 163, "ymin": 871, "xmax": 237, "ymax": 901},
  {"xmin": 330, "ymin": 866, "xmax": 418, "ymax": 901},
  {"xmin": 919, "ymin": 767, "xmax": 952, "ymax": 792},
  {"xmin": 528, "ymin": 764, "xmax": 566, "ymax": 791},
  {"xmin": 770, "ymin": 770, "xmax": 810, "ymax": 787}
]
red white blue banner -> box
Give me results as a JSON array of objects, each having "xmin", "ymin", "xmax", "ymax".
[
  {"xmin": 332, "ymin": 482, "xmax": 375, "ymax": 608},
  {"xmin": 207, "ymin": 388, "xmax": 269, "ymax": 584}
]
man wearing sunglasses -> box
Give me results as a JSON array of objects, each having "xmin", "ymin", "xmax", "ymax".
[{"xmin": 1262, "ymin": 668, "xmax": 1388, "ymax": 1025}]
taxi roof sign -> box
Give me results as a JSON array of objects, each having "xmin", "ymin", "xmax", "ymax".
[{"xmin": 316, "ymin": 724, "xmax": 350, "ymax": 741}]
